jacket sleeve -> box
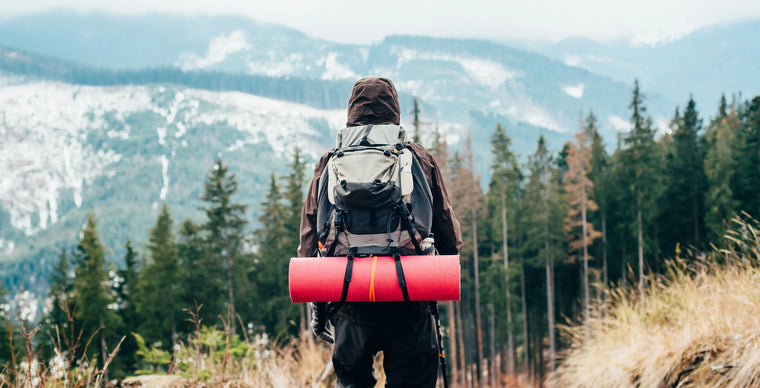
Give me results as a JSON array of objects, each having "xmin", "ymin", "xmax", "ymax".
[
  {"xmin": 297, "ymin": 152, "xmax": 331, "ymax": 258},
  {"xmin": 409, "ymin": 143, "xmax": 463, "ymax": 255}
]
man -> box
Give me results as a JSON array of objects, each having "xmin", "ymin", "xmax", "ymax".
[{"xmin": 298, "ymin": 76, "xmax": 462, "ymax": 387}]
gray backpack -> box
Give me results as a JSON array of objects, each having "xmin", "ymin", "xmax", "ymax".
[{"xmin": 316, "ymin": 124, "xmax": 434, "ymax": 259}]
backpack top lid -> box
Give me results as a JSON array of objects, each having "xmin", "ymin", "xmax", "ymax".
[{"xmin": 336, "ymin": 124, "xmax": 407, "ymax": 148}]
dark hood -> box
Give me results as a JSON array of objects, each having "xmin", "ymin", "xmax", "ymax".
[{"xmin": 346, "ymin": 77, "xmax": 400, "ymax": 127}]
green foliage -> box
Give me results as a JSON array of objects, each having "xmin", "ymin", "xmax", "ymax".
[
  {"xmin": 135, "ymin": 204, "xmax": 180, "ymax": 350},
  {"xmin": 72, "ymin": 212, "xmax": 120, "ymax": 362},
  {"xmin": 704, "ymin": 97, "xmax": 740, "ymax": 242},
  {"xmin": 731, "ymin": 97, "xmax": 760, "ymax": 221},
  {"xmin": 659, "ymin": 96, "xmax": 707, "ymax": 254},
  {"xmin": 133, "ymin": 332, "xmax": 172, "ymax": 374},
  {"xmin": 200, "ymin": 158, "xmax": 251, "ymax": 328}
]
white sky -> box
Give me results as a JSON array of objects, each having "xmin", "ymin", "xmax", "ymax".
[{"xmin": 2, "ymin": 0, "xmax": 760, "ymax": 44}]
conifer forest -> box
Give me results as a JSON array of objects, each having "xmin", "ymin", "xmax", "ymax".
[{"xmin": 2, "ymin": 79, "xmax": 760, "ymax": 387}]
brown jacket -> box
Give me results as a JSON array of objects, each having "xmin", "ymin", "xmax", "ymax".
[{"xmin": 297, "ymin": 77, "xmax": 462, "ymax": 258}]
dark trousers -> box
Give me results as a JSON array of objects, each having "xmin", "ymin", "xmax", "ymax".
[{"xmin": 331, "ymin": 313, "xmax": 438, "ymax": 388}]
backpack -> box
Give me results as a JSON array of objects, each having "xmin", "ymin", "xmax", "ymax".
[{"xmin": 316, "ymin": 124, "xmax": 434, "ymax": 259}]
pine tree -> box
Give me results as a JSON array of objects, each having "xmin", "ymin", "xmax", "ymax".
[
  {"xmin": 621, "ymin": 80, "xmax": 662, "ymax": 304},
  {"xmin": 176, "ymin": 219, "xmax": 217, "ymax": 328},
  {"xmin": 72, "ymin": 212, "xmax": 119, "ymax": 370},
  {"xmin": 116, "ymin": 240, "xmax": 139, "ymax": 374},
  {"xmin": 660, "ymin": 96, "xmax": 706, "ymax": 255},
  {"xmin": 523, "ymin": 135, "xmax": 565, "ymax": 384},
  {"xmin": 731, "ymin": 97, "xmax": 760, "ymax": 221},
  {"xmin": 563, "ymin": 127, "xmax": 602, "ymax": 329},
  {"xmin": 586, "ymin": 112, "xmax": 610, "ymax": 307},
  {"xmin": 412, "ymin": 98, "xmax": 422, "ymax": 143},
  {"xmin": 253, "ymin": 173, "xmax": 289, "ymax": 334},
  {"xmin": 704, "ymin": 98, "xmax": 740, "ymax": 242},
  {"xmin": 450, "ymin": 135, "xmax": 485, "ymax": 384},
  {"xmin": 47, "ymin": 249, "xmax": 73, "ymax": 334},
  {"xmin": 201, "ymin": 158, "xmax": 250, "ymax": 335},
  {"xmin": 281, "ymin": 148, "xmax": 308, "ymax": 333},
  {"xmin": 487, "ymin": 123, "xmax": 521, "ymax": 375},
  {"xmin": 136, "ymin": 204, "xmax": 179, "ymax": 350}
]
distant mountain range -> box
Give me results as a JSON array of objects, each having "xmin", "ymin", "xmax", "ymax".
[{"xmin": 0, "ymin": 11, "xmax": 758, "ymax": 309}]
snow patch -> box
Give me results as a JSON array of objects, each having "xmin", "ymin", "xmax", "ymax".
[
  {"xmin": 180, "ymin": 30, "xmax": 250, "ymax": 70},
  {"xmin": 562, "ymin": 84, "xmax": 585, "ymax": 99},
  {"xmin": 247, "ymin": 53, "xmax": 304, "ymax": 77},
  {"xmin": 160, "ymin": 155, "xmax": 169, "ymax": 201},
  {"xmin": 0, "ymin": 82, "xmax": 131, "ymax": 234},
  {"xmin": 390, "ymin": 47, "xmax": 516, "ymax": 87},
  {"xmin": 564, "ymin": 55, "xmax": 583, "ymax": 68},
  {"xmin": 609, "ymin": 115, "xmax": 632, "ymax": 132},
  {"xmin": 459, "ymin": 58, "xmax": 514, "ymax": 86},
  {"xmin": 320, "ymin": 52, "xmax": 357, "ymax": 80},
  {"xmin": 498, "ymin": 103, "xmax": 568, "ymax": 133}
]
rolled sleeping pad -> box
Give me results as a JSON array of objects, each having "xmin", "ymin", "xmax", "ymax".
[{"xmin": 289, "ymin": 255, "xmax": 460, "ymax": 303}]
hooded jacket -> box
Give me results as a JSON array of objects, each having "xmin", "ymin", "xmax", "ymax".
[{"xmin": 298, "ymin": 77, "xmax": 462, "ymax": 323}]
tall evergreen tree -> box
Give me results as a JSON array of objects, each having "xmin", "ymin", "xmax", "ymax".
[
  {"xmin": 201, "ymin": 158, "xmax": 250, "ymax": 335},
  {"xmin": 660, "ymin": 96, "xmax": 706, "ymax": 254},
  {"xmin": 281, "ymin": 148, "xmax": 308, "ymax": 333},
  {"xmin": 412, "ymin": 98, "xmax": 422, "ymax": 143},
  {"xmin": 523, "ymin": 135, "xmax": 565, "ymax": 384},
  {"xmin": 253, "ymin": 173, "xmax": 289, "ymax": 334},
  {"xmin": 46, "ymin": 249, "xmax": 73, "ymax": 336},
  {"xmin": 450, "ymin": 135, "xmax": 485, "ymax": 384},
  {"xmin": 487, "ymin": 123, "xmax": 521, "ymax": 375},
  {"xmin": 621, "ymin": 80, "xmax": 662, "ymax": 303},
  {"xmin": 704, "ymin": 100, "xmax": 740, "ymax": 242},
  {"xmin": 731, "ymin": 96, "xmax": 760, "ymax": 220},
  {"xmin": 176, "ymin": 219, "xmax": 210, "ymax": 325},
  {"xmin": 136, "ymin": 204, "xmax": 180, "ymax": 349},
  {"xmin": 116, "ymin": 240, "xmax": 139, "ymax": 374},
  {"xmin": 72, "ymin": 213, "xmax": 119, "ymax": 371},
  {"xmin": 586, "ymin": 112, "xmax": 610, "ymax": 305}
]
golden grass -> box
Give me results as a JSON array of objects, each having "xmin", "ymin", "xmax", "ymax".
[{"xmin": 556, "ymin": 218, "xmax": 760, "ymax": 388}]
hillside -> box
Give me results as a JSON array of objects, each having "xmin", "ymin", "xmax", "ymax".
[
  {"xmin": 555, "ymin": 219, "xmax": 760, "ymax": 387},
  {"xmin": 523, "ymin": 19, "xmax": 760, "ymax": 106},
  {"xmin": 0, "ymin": 76, "xmax": 347, "ymax": 300}
]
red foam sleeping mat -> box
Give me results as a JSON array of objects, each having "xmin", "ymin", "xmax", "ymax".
[{"xmin": 289, "ymin": 255, "xmax": 460, "ymax": 303}]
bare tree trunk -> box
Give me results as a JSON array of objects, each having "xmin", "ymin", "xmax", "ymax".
[
  {"xmin": 457, "ymin": 301, "xmax": 466, "ymax": 388},
  {"xmin": 520, "ymin": 259, "xmax": 529, "ymax": 379},
  {"xmin": 100, "ymin": 318, "xmax": 108, "ymax": 386},
  {"xmin": 602, "ymin": 214, "xmax": 608, "ymax": 318},
  {"xmin": 502, "ymin": 193, "xmax": 515, "ymax": 376},
  {"xmin": 170, "ymin": 286, "xmax": 176, "ymax": 349},
  {"xmin": 472, "ymin": 207, "xmax": 484, "ymax": 385},
  {"xmin": 489, "ymin": 304, "xmax": 496, "ymax": 388},
  {"xmin": 693, "ymin": 196, "xmax": 699, "ymax": 245},
  {"xmin": 581, "ymin": 177, "xmax": 590, "ymax": 332},
  {"xmin": 225, "ymin": 249, "xmax": 236, "ymax": 337},
  {"xmin": 448, "ymin": 301, "xmax": 459, "ymax": 387},
  {"xmin": 637, "ymin": 197, "xmax": 644, "ymax": 309},
  {"xmin": 545, "ymin": 206, "xmax": 556, "ymax": 388}
]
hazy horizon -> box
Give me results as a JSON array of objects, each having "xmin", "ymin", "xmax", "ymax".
[{"xmin": 2, "ymin": 1, "xmax": 760, "ymax": 45}]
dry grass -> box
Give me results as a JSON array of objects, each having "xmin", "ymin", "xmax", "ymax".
[{"xmin": 555, "ymin": 217, "xmax": 760, "ymax": 388}]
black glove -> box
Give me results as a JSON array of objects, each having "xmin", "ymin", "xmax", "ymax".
[{"xmin": 310, "ymin": 302, "xmax": 334, "ymax": 343}]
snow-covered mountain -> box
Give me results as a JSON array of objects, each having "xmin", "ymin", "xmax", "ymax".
[
  {"xmin": 3, "ymin": 11, "xmax": 749, "ymax": 302},
  {"xmin": 0, "ymin": 77, "xmax": 352, "ymax": 293}
]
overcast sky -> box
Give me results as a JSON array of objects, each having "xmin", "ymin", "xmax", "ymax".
[{"xmin": 3, "ymin": 0, "xmax": 760, "ymax": 44}]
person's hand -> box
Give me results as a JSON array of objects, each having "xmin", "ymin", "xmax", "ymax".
[{"xmin": 310, "ymin": 302, "xmax": 334, "ymax": 343}]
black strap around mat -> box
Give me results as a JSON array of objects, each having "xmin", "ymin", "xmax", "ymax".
[{"xmin": 393, "ymin": 252, "xmax": 411, "ymax": 302}]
